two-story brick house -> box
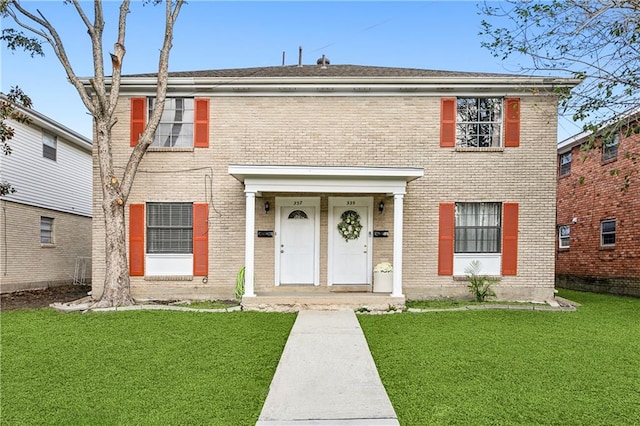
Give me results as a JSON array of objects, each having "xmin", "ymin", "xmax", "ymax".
[
  {"xmin": 0, "ymin": 95, "xmax": 92, "ymax": 293},
  {"xmin": 556, "ymin": 109, "xmax": 640, "ymax": 296},
  {"xmin": 86, "ymin": 63, "xmax": 579, "ymax": 308}
]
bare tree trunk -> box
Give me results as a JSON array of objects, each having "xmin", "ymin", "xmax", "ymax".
[
  {"xmin": 93, "ymin": 118, "xmax": 134, "ymax": 307},
  {"xmin": 97, "ymin": 196, "xmax": 133, "ymax": 307}
]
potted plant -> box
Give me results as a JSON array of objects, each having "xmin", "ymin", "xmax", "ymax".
[{"xmin": 373, "ymin": 262, "xmax": 393, "ymax": 293}]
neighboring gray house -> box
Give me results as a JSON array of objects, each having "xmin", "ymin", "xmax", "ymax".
[{"xmin": 0, "ymin": 95, "xmax": 92, "ymax": 293}]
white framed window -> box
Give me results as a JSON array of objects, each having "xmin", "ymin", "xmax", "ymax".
[
  {"xmin": 559, "ymin": 225, "xmax": 570, "ymax": 248},
  {"xmin": 454, "ymin": 202, "xmax": 502, "ymax": 253},
  {"xmin": 40, "ymin": 217, "xmax": 54, "ymax": 244},
  {"xmin": 146, "ymin": 202, "xmax": 193, "ymax": 254},
  {"xmin": 456, "ymin": 98, "xmax": 503, "ymax": 148},
  {"xmin": 602, "ymin": 134, "xmax": 619, "ymax": 161},
  {"xmin": 149, "ymin": 98, "xmax": 194, "ymax": 148},
  {"xmin": 601, "ymin": 219, "xmax": 616, "ymax": 246},
  {"xmin": 559, "ymin": 152, "xmax": 572, "ymax": 176},
  {"xmin": 42, "ymin": 132, "xmax": 57, "ymax": 161}
]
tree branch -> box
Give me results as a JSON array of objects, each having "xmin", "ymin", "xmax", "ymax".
[{"xmin": 120, "ymin": 0, "xmax": 184, "ymax": 199}]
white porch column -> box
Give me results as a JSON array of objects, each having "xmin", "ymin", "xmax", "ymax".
[
  {"xmin": 244, "ymin": 191, "xmax": 256, "ymax": 297},
  {"xmin": 392, "ymin": 193, "xmax": 404, "ymax": 297}
]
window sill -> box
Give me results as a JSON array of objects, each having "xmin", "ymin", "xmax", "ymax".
[
  {"xmin": 40, "ymin": 243, "xmax": 56, "ymax": 248},
  {"xmin": 558, "ymin": 172, "xmax": 571, "ymax": 179},
  {"xmin": 558, "ymin": 247, "xmax": 570, "ymax": 252},
  {"xmin": 599, "ymin": 245, "xmax": 615, "ymax": 251},
  {"xmin": 455, "ymin": 147, "xmax": 504, "ymax": 153},
  {"xmin": 147, "ymin": 147, "xmax": 194, "ymax": 152},
  {"xmin": 601, "ymin": 157, "xmax": 618, "ymax": 165},
  {"xmin": 144, "ymin": 275, "xmax": 193, "ymax": 281}
]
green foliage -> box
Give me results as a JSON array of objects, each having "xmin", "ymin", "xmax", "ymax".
[
  {"xmin": 360, "ymin": 289, "xmax": 640, "ymax": 425},
  {"xmin": 234, "ymin": 266, "xmax": 245, "ymax": 302},
  {"xmin": 464, "ymin": 260, "xmax": 497, "ymax": 302},
  {"xmin": 0, "ymin": 28, "xmax": 44, "ymax": 57},
  {"xmin": 480, "ymin": 1, "xmax": 640, "ymax": 135},
  {"xmin": 1, "ymin": 86, "xmax": 32, "ymax": 196},
  {"xmin": 0, "ymin": 310, "xmax": 295, "ymax": 424}
]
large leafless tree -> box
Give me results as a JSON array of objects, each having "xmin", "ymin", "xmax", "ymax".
[{"xmin": 1, "ymin": 0, "xmax": 185, "ymax": 306}]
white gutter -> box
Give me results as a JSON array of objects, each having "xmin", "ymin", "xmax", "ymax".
[{"xmin": 79, "ymin": 76, "xmax": 581, "ymax": 93}]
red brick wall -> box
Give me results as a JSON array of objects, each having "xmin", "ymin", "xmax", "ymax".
[{"xmin": 556, "ymin": 130, "xmax": 640, "ymax": 296}]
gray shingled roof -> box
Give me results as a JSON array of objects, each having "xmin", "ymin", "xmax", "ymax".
[{"xmin": 124, "ymin": 64, "xmax": 523, "ymax": 79}]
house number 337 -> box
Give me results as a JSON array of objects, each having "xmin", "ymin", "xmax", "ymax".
[{"xmin": 346, "ymin": 201, "xmax": 356, "ymax": 205}]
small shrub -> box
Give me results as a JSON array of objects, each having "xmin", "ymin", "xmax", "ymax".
[
  {"xmin": 464, "ymin": 260, "xmax": 498, "ymax": 302},
  {"xmin": 234, "ymin": 266, "xmax": 245, "ymax": 302}
]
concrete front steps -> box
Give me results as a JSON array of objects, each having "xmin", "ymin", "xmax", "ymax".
[{"xmin": 242, "ymin": 285, "xmax": 405, "ymax": 312}]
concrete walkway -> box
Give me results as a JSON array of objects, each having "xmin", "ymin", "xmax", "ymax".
[{"xmin": 256, "ymin": 310, "xmax": 399, "ymax": 425}]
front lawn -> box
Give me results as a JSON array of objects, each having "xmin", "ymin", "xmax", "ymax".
[
  {"xmin": 1, "ymin": 310, "xmax": 295, "ymax": 425},
  {"xmin": 359, "ymin": 289, "xmax": 640, "ymax": 425}
]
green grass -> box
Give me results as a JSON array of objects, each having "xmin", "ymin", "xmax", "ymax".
[
  {"xmin": 405, "ymin": 299, "xmax": 538, "ymax": 309},
  {"xmin": 1, "ymin": 310, "xmax": 295, "ymax": 425},
  {"xmin": 172, "ymin": 300, "xmax": 240, "ymax": 310},
  {"xmin": 360, "ymin": 289, "xmax": 640, "ymax": 425}
]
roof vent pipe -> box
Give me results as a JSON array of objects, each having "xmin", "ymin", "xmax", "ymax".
[
  {"xmin": 298, "ymin": 46, "xmax": 303, "ymax": 67},
  {"xmin": 317, "ymin": 55, "xmax": 330, "ymax": 69},
  {"xmin": 282, "ymin": 51, "xmax": 285, "ymax": 66}
]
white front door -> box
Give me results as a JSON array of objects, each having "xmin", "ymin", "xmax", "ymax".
[
  {"xmin": 328, "ymin": 197, "xmax": 373, "ymax": 285},
  {"xmin": 276, "ymin": 198, "xmax": 320, "ymax": 285}
]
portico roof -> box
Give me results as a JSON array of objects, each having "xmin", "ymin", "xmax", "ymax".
[{"xmin": 228, "ymin": 165, "xmax": 424, "ymax": 195}]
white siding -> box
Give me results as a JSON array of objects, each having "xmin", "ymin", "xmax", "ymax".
[{"xmin": 0, "ymin": 118, "xmax": 92, "ymax": 217}]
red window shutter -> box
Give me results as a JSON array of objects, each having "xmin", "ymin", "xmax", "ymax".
[
  {"xmin": 193, "ymin": 203, "xmax": 209, "ymax": 276},
  {"xmin": 438, "ymin": 203, "xmax": 455, "ymax": 275},
  {"xmin": 130, "ymin": 98, "xmax": 146, "ymax": 147},
  {"xmin": 194, "ymin": 98, "xmax": 209, "ymax": 148},
  {"xmin": 129, "ymin": 204, "xmax": 145, "ymax": 276},
  {"xmin": 440, "ymin": 98, "xmax": 456, "ymax": 147},
  {"xmin": 504, "ymin": 98, "xmax": 520, "ymax": 147},
  {"xmin": 502, "ymin": 203, "xmax": 519, "ymax": 275}
]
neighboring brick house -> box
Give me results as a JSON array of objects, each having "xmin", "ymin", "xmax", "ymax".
[
  {"xmin": 0, "ymin": 95, "xmax": 92, "ymax": 293},
  {"xmin": 556, "ymin": 110, "xmax": 640, "ymax": 296},
  {"xmin": 85, "ymin": 63, "xmax": 579, "ymax": 307}
]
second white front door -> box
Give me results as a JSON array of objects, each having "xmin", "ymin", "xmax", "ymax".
[{"xmin": 328, "ymin": 197, "xmax": 373, "ymax": 285}]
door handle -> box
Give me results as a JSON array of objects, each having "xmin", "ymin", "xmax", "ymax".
[{"xmin": 363, "ymin": 244, "xmax": 367, "ymax": 253}]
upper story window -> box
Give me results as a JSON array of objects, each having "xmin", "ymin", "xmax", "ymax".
[
  {"xmin": 454, "ymin": 202, "xmax": 502, "ymax": 253},
  {"xmin": 600, "ymin": 219, "xmax": 616, "ymax": 246},
  {"xmin": 559, "ymin": 152, "xmax": 572, "ymax": 176},
  {"xmin": 456, "ymin": 98, "xmax": 503, "ymax": 148},
  {"xmin": 558, "ymin": 225, "xmax": 570, "ymax": 248},
  {"xmin": 602, "ymin": 134, "xmax": 619, "ymax": 161},
  {"xmin": 42, "ymin": 132, "xmax": 57, "ymax": 161},
  {"xmin": 148, "ymin": 98, "xmax": 194, "ymax": 148},
  {"xmin": 40, "ymin": 216, "xmax": 54, "ymax": 244},
  {"xmin": 146, "ymin": 202, "xmax": 193, "ymax": 254}
]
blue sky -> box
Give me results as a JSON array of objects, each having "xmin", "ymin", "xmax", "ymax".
[{"xmin": 1, "ymin": 1, "xmax": 583, "ymax": 140}]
